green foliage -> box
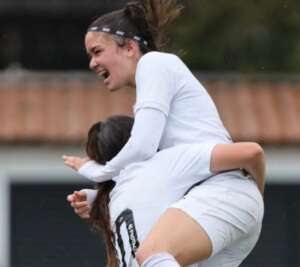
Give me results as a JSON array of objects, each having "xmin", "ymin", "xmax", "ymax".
[{"xmin": 166, "ymin": 0, "xmax": 300, "ymax": 72}]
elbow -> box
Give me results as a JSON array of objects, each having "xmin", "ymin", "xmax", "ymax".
[
  {"xmin": 245, "ymin": 142, "xmax": 265, "ymax": 170},
  {"xmin": 247, "ymin": 143, "xmax": 264, "ymax": 161},
  {"xmin": 245, "ymin": 143, "xmax": 265, "ymax": 195}
]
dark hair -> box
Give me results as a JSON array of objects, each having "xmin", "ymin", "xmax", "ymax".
[
  {"xmin": 86, "ymin": 115, "xmax": 134, "ymax": 267},
  {"xmin": 87, "ymin": 0, "xmax": 183, "ymax": 53}
]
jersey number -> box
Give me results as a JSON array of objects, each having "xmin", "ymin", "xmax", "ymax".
[{"xmin": 115, "ymin": 209, "xmax": 140, "ymax": 267}]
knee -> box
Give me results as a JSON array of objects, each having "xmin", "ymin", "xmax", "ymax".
[
  {"xmin": 136, "ymin": 241, "xmax": 169, "ymax": 266},
  {"xmin": 136, "ymin": 242, "xmax": 155, "ymax": 266},
  {"xmin": 136, "ymin": 240, "xmax": 179, "ymax": 266}
]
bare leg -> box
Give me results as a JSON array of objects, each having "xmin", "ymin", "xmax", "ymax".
[{"xmin": 136, "ymin": 208, "xmax": 213, "ymax": 266}]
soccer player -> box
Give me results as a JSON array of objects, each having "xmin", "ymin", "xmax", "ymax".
[
  {"xmin": 67, "ymin": 115, "xmax": 264, "ymax": 267},
  {"xmin": 63, "ymin": 1, "xmax": 264, "ymax": 266}
]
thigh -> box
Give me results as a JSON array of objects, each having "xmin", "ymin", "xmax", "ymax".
[
  {"xmin": 136, "ymin": 207, "xmax": 213, "ymax": 266},
  {"xmin": 137, "ymin": 171, "xmax": 264, "ymax": 267},
  {"xmin": 172, "ymin": 174, "xmax": 264, "ymax": 256},
  {"xmin": 198, "ymin": 223, "xmax": 262, "ymax": 267}
]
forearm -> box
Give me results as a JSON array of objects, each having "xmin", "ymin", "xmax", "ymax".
[
  {"xmin": 210, "ymin": 142, "xmax": 265, "ymax": 195},
  {"xmin": 107, "ymin": 108, "xmax": 165, "ymax": 171},
  {"xmin": 79, "ymin": 108, "xmax": 166, "ymax": 182}
]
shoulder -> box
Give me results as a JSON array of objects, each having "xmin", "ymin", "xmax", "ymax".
[{"xmin": 137, "ymin": 51, "xmax": 182, "ymax": 70}]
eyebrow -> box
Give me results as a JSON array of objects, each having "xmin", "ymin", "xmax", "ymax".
[
  {"xmin": 91, "ymin": 46, "xmax": 99, "ymax": 53},
  {"xmin": 87, "ymin": 46, "xmax": 101, "ymax": 56}
]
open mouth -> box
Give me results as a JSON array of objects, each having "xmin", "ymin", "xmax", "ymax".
[{"xmin": 99, "ymin": 69, "xmax": 110, "ymax": 80}]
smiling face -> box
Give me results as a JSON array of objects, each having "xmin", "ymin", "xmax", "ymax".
[{"xmin": 85, "ymin": 31, "xmax": 142, "ymax": 91}]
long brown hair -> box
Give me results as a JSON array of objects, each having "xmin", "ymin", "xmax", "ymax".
[
  {"xmin": 86, "ymin": 116, "xmax": 134, "ymax": 267},
  {"xmin": 88, "ymin": 0, "xmax": 183, "ymax": 53}
]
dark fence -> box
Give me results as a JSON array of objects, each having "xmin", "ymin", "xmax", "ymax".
[
  {"xmin": 10, "ymin": 183, "xmax": 300, "ymax": 267},
  {"xmin": 0, "ymin": 1, "xmax": 126, "ymax": 70},
  {"xmin": 0, "ymin": 0, "xmax": 126, "ymax": 15}
]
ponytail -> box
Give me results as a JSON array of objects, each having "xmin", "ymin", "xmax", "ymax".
[
  {"xmin": 124, "ymin": 1, "xmax": 157, "ymax": 51},
  {"xmin": 85, "ymin": 116, "xmax": 134, "ymax": 267},
  {"xmin": 143, "ymin": 0, "xmax": 183, "ymax": 50},
  {"xmin": 87, "ymin": 0, "xmax": 183, "ymax": 52},
  {"xmin": 90, "ymin": 181, "xmax": 118, "ymax": 267}
]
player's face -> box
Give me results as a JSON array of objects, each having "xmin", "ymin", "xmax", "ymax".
[{"xmin": 85, "ymin": 32, "xmax": 138, "ymax": 91}]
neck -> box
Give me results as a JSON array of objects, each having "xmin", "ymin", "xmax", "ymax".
[{"xmin": 128, "ymin": 52, "xmax": 143, "ymax": 87}]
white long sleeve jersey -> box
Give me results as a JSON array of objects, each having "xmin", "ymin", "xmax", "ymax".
[{"xmin": 79, "ymin": 52, "xmax": 231, "ymax": 182}]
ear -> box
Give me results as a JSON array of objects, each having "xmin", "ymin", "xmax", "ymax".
[{"xmin": 125, "ymin": 40, "xmax": 140, "ymax": 57}]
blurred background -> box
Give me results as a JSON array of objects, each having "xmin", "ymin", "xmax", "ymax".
[{"xmin": 0, "ymin": 0, "xmax": 300, "ymax": 266}]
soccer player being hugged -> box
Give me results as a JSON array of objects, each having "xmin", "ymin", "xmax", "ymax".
[{"xmin": 63, "ymin": 1, "xmax": 265, "ymax": 266}]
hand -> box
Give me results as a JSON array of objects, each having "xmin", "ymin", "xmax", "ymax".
[
  {"xmin": 67, "ymin": 190, "xmax": 91, "ymax": 219},
  {"xmin": 63, "ymin": 155, "xmax": 89, "ymax": 171}
]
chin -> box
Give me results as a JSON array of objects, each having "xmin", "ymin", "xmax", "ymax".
[
  {"xmin": 106, "ymin": 83, "xmax": 121, "ymax": 92},
  {"xmin": 109, "ymin": 87, "xmax": 120, "ymax": 92},
  {"xmin": 107, "ymin": 80, "xmax": 127, "ymax": 91}
]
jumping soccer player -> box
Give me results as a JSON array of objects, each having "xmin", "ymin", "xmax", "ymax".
[{"xmin": 63, "ymin": 1, "xmax": 265, "ymax": 266}]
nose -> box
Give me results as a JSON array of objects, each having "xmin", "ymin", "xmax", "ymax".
[{"xmin": 89, "ymin": 57, "xmax": 97, "ymax": 71}]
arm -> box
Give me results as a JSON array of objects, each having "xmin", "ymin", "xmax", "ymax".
[
  {"xmin": 77, "ymin": 54, "xmax": 176, "ymax": 181},
  {"xmin": 66, "ymin": 55, "xmax": 176, "ymax": 181},
  {"xmin": 66, "ymin": 108, "xmax": 166, "ymax": 182},
  {"xmin": 210, "ymin": 142, "xmax": 265, "ymax": 195}
]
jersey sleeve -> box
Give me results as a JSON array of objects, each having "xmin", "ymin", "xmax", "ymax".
[
  {"xmin": 134, "ymin": 53, "xmax": 178, "ymax": 116},
  {"xmin": 78, "ymin": 161, "xmax": 114, "ymax": 182},
  {"xmin": 165, "ymin": 143, "xmax": 217, "ymax": 184},
  {"xmin": 80, "ymin": 188, "xmax": 98, "ymax": 206},
  {"xmin": 78, "ymin": 108, "xmax": 167, "ymax": 182},
  {"xmin": 187, "ymin": 143, "xmax": 217, "ymax": 178}
]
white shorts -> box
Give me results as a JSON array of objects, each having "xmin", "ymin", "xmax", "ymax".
[{"xmin": 171, "ymin": 170, "xmax": 264, "ymax": 267}]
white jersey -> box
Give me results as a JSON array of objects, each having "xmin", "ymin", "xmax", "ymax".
[
  {"xmin": 79, "ymin": 51, "xmax": 232, "ymax": 183},
  {"xmin": 135, "ymin": 51, "xmax": 232, "ymax": 148},
  {"xmin": 108, "ymin": 142, "xmax": 263, "ymax": 267},
  {"xmin": 109, "ymin": 143, "xmax": 216, "ymax": 267}
]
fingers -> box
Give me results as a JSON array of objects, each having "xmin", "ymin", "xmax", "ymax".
[
  {"xmin": 62, "ymin": 155, "xmax": 77, "ymax": 170},
  {"xmin": 67, "ymin": 190, "xmax": 91, "ymax": 219},
  {"xmin": 62, "ymin": 155, "xmax": 75, "ymax": 169},
  {"xmin": 75, "ymin": 206, "xmax": 91, "ymax": 219},
  {"xmin": 75, "ymin": 191, "xmax": 87, "ymax": 202},
  {"xmin": 71, "ymin": 201, "xmax": 91, "ymax": 219},
  {"xmin": 67, "ymin": 194, "xmax": 75, "ymax": 202},
  {"xmin": 62, "ymin": 155, "xmax": 89, "ymax": 171},
  {"xmin": 71, "ymin": 200, "xmax": 89, "ymax": 209},
  {"xmin": 67, "ymin": 190, "xmax": 82, "ymax": 202}
]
